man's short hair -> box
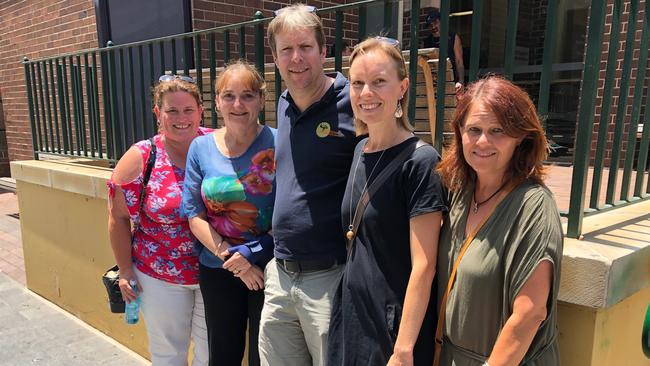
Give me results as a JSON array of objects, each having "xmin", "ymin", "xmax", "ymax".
[{"xmin": 267, "ymin": 4, "xmax": 326, "ymax": 56}]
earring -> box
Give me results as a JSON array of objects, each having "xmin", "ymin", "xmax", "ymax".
[{"xmin": 394, "ymin": 97, "xmax": 403, "ymax": 118}]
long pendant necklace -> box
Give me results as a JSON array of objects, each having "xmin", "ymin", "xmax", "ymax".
[
  {"xmin": 346, "ymin": 148, "xmax": 386, "ymax": 240},
  {"xmin": 472, "ymin": 181, "xmax": 508, "ymax": 214}
]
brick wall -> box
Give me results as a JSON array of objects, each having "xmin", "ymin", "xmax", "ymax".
[
  {"xmin": 0, "ymin": 0, "xmax": 98, "ymax": 162},
  {"xmin": 592, "ymin": 0, "xmax": 649, "ymax": 166}
]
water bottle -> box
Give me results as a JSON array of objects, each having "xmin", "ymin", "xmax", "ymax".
[{"xmin": 124, "ymin": 280, "xmax": 141, "ymax": 324}]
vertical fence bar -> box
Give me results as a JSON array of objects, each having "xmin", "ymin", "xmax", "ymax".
[
  {"xmin": 503, "ymin": 0, "xmax": 520, "ymax": 79},
  {"xmin": 100, "ymin": 47, "xmax": 114, "ymax": 159},
  {"xmin": 635, "ymin": 81, "xmax": 650, "ymax": 196},
  {"xmin": 275, "ymin": 67, "xmax": 281, "ymax": 106},
  {"xmin": 171, "ymin": 38, "xmax": 178, "ymax": 74},
  {"xmin": 239, "ymin": 26, "xmax": 246, "ymax": 60},
  {"xmin": 358, "ymin": 5, "xmax": 367, "ymax": 42},
  {"xmin": 118, "ymin": 48, "xmax": 129, "ymax": 151},
  {"xmin": 55, "ymin": 59, "xmax": 69, "ymax": 154},
  {"xmin": 42, "ymin": 61, "xmax": 55, "ymax": 152},
  {"xmin": 621, "ymin": 0, "xmax": 647, "ymax": 200},
  {"xmin": 537, "ymin": 0, "xmax": 559, "ymax": 118},
  {"xmin": 183, "ymin": 37, "xmax": 190, "ymax": 76},
  {"xmin": 468, "ymin": 0, "xmax": 483, "ymax": 82},
  {"xmin": 48, "ymin": 59, "xmax": 61, "ymax": 153},
  {"xmin": 407, "ymin": 0, "xmax": 420, "ymax": 124},
  {"xmin": 224, "ymin": 30, "xmax": 231, "ymax": 65},
  {"xmin": 138, "ymin": 45, "xmax": 147, "ymax": 140},
  {"xmin": 68, "ymin": 57, "xmax": 80, "ymax": 155},
  {"xmin": 84, "ymin": 53, "xmax": 96, "ymax": 156},
  {"xmin": 567, "ymin": 0, "xmax": 607, "ymax": 238},
  {"xmin": 108, "ymin": 42, "xmax": 123, "ymax": 157},
  {"xmin": 635, "ymin": 7, "xmax": 650, "ymax": 196},
  {"xmin": 148, "ymin": 43, "xmax": 155, "ymax": 136},
  {"xmin": 32, "ymin": 63, "xmax": 44, "ymax": 154},
  {"xmin": 77, "ymin": 55, "xmax": 88, "ymax": 155},
  {"xmin": 61, "ymin": 57, "xmax": 74, "ymax": 155},
  {"xmin": 91, "ymin": 52, "xmax": 103, "ymax": 158},
  {"xmin": 335, "ymin": 10, "xmax": 343, "ymax": 72},
  {"xmin": 209, "ymin": 32, "xmax": 217, "ymax": 128},
  {"xmin": 434, "ymin": 1, "xmax": 450, "ymax": 151},
  {"xmin": 159, "ymin": 41, "xmax": 166, "ymax": 77},
  {"xmin": 23, "ymin": 58, "xmax": 39, "ymax": 159},
  {"xmin": 254, "ymin": 11, "xmax": 266, "ymax": 125},
  {"xmin": 383, "ymin": 0, "xmax": 393, "ymax": 35},
  {"xmin": 128, "ymin": 47, "xmax": 138, "ymax": 143},
  {"xmin": 74, "ymin": 55, "xmax": 86, "ymax": 155},
  {"xmin": 590, "ymin": 0, "xmax": 624, "ymax": 209},
  {"xmin": 194, "ymin": 34, "xmax": 203, "ymax": 95},
  {"xmin": 77, "ymin": 55, "xmax": 87, "ymax": 155},
  {"xmin": 606, "ymin": 0, "xmax": 639, "ymax": 204},
  {"xmin": 37, "ymin": 62, "xmax": 50, "ymax": 152}
]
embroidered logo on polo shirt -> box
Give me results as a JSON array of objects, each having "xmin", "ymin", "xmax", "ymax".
[{"xmin": 316, "ymin": 122, "xmax": 331, "ymax": 138}]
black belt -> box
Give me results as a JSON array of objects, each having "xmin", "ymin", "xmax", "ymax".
[{"xmin": 276, "ymin": 258, "xmax": 341, "ymax": 273}]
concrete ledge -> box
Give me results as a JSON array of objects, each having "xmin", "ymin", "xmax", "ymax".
[
  {"xmin": 559, "ymin": 199, "xmax": 650, "ymax": 308},
  {"xmin": 10, "ymin": 160, "xmax": 112, "ymax": 200}
]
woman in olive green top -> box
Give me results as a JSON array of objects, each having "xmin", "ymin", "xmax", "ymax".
[{"xmin": 436, "ymin": 76, "xmax": 563, "ymax": 366}]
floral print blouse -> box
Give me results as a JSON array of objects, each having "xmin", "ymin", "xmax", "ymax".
[
  {"xmin": 107, "ymin": 128, "xmax": 210, "ymax": 285},
  {"xmin": 181, "ymin": 126, "xmax": 276, "ymax": 269}
]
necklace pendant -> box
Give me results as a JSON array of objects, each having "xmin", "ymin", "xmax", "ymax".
[
  {"xmin": 472, "ymin": 202, "xmax": 479, "ymax": 214},
  {"xmin": 346, "ymin": 230, "xmax": 355, "ymax": 240}
]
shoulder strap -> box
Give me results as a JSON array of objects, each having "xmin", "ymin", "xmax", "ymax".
[
  {"xmin": 432, "ymin": 183, "xmax": 515, "ymax": 366},
  {"xmin": 137, "ymin": 137, "xmax": 157, "ymax": 214},
  {"xmin": 346, "ymin": 139, "xmax": 427, "ymax": 255}
]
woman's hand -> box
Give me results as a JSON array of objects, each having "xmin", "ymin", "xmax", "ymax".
[
  {"xmin": 221, "ymin": 251, "xmax": 252, "ymax": 275},
  {"xmin": 117, "ymin": 269, "xmax": 140, "ymax": 303},
  {"xmin": 236, "ymin": 265, "xmax": 264, "ymax": 291},
  {"xmin": 387, "ymin": 350, "xmax": 413, "ymax": 366}
]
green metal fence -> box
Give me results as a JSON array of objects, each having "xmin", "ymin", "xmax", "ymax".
[
  {"xmin": 21, "ymin": 0, "xmax": 650, "ymax": 237},
  {"xmin": 22, "ymin": 0, "xmax": 411, "ymax": 161},
  {"xmin": 566, "ymin": 0, "xmax": 650, "ymax": 237}
]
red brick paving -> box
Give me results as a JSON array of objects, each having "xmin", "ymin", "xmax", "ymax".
[{"xmin": 0, "ymin": 189, "xmax": 25, "ymax": 285}]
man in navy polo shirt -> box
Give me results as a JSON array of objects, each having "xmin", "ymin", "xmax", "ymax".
[{"xmin": 258, "ymin": 4, "xmax": 359, "ymax": 366}]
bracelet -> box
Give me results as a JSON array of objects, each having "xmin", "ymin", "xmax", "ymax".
[{"xmin": 214, "ymin": 239, "xmax": 225, "ymax": 255}]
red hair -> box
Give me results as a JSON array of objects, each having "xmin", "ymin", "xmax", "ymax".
[{"xmin": 437, "ymin": 76, "xmax": 549, "ymax": 192}]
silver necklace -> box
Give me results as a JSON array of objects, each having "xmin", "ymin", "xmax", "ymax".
[{"xmin": 346, "ymin": 147, "xmax": 386, "ymax": 241}]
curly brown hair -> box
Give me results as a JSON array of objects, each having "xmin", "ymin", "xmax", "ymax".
[{"xmin": 437, "ymin": 76, "xmax": 549, "ymax": 192}]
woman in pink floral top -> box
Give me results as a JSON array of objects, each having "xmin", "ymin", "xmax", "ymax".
[{"xmin": 107, "ymin": 76, "xmax": 210, "ymax": 365}]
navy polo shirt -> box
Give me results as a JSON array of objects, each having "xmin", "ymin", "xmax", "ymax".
[{"xmin": 272, "ymin": 72, "xmax": 359, "ymax": 263}]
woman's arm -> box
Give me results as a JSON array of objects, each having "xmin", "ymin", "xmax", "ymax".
[
  {"xmin": 188, "ymin": 213, "xmax": 232, "ymax": 261},
  {"xmin": 486, "ymin": 260, "xmax": 553, "ymax": 366},
  {"xmin": 107, "ymin": 146, "xmax": 143, "ymax": 302},
  {"xmin": 388, "ymin": 211, "xmax": 442, "ymax": 366}
]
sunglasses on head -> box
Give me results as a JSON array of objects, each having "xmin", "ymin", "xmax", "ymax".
[
  {"xmin": 158, "ymin": 74, "xmax": 196, "ymax": 84},
  {"xmin": 375, "ymin": 36, "xmax": 400, "ymax": 48},
  {"xmin": 273, "ymin": 4, "xmax": 317, "ymax": 16}
]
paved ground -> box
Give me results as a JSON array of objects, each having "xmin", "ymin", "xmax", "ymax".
[{"xmin": 0, "ymin": 188, "xmax": 148, "ymax": 366}]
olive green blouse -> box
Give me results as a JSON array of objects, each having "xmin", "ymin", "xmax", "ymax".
[{"xmin": 436, "ymin": 180, "xmax": 563, "ymax": 365}]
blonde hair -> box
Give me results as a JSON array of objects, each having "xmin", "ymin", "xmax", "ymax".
[
  {"xmin": 152, "ymin": 79, "xmax": 201, "ymax": 108},
  {"xmin": 349, "ymin": 37, "xmax": 412, "ymax": 136},
  {"xmin": 215, "ymin": 60, "xmax": 267, "ymax": 100},
  {"xmin": 267, "ymin": 4, "xmax": 326, "ymax": 56}
]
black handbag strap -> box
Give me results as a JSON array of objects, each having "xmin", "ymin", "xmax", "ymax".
[
  {"xmin": 346, "ymin": 139, "xmax": 428, "ymax": 255},
  {"xmin": 137, "ymin": 137, "xmax": 157, "ymax": 215}
]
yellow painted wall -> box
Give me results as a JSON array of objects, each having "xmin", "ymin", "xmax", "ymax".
[
  {"xmin": 13, "ymin": 160, "xmax": 650, "ymax": 366},
  {"xmin": 16, "ymin": 180, "xmax": 150, "ymax": 358},
  {"xmin": 558, "ymin": 286, "xmax": 650, "ymax": 366}
]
